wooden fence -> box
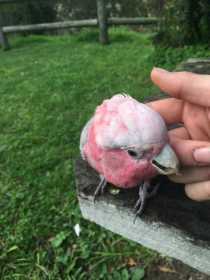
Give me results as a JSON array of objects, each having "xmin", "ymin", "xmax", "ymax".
[{"xmin": 0, "ymin": 0, "xmax": 159, "ymax": 50}]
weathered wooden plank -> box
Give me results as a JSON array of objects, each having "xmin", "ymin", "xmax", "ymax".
[
  {"xmin": 75, "ymin": 158, "xmax": 210, "ymax": 276},
  {"xmin": 176, "ymin": 58, "xmax": 210, "ymax": 74},
  {"xmin": 0, "ymin": 27, "xmax": 9, "ymax": 50},
  {"xmin": 96, "ymin": 0, "xmax": 109, "ymax": 44},
  {"xmin": 109, "ymin": 17, "xmax": 159, "ymax": 25},
  {"xmin": 0, "ymin": 0, "xmax": 26, "ymax": 3},
  {"xmin": 2, "ymin": 19, "xmax": 98, "ymax": 33},
  {"xmin": 2, "ymin": 17, "xmax": 158, "ymax": 34}
]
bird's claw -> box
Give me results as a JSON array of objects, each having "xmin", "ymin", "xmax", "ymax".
[
  {"xmin": 146, "ymin": 183, "xmax": 160, "ymax": 198},
  {"xmin": 133, "ymin": 181, "xmax": 159, "ymax": 223},
  {"xmin": 93, "ymin": 176, "xmax": 107, "ymax": 203}
]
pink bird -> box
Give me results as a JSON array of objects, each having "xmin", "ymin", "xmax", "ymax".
[{"xmin": 80, "ymin": 94, "xmax": 179, "ymax": 217}]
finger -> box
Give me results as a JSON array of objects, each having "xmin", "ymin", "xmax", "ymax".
[
  {"xmin": 151, "ymin": 68, "xmax": 210, "ymax": 107},
  {"xmin": 169, "ymin": 166, "xmax": 210, "ymax": 184},
  {"xmin": 169, "ymin": 137, "xmax": 210, "ymax": 166},
  {"xmin": 169, "ymin": 127, "xmax": 190, "ymax": 140},
  {"xmin": 147, "ymin": 98, "xmax": 183, "ymax": 124},
  {"xmin": 185, "ymin": 181, "xmax": 210, "ymax": 201}
]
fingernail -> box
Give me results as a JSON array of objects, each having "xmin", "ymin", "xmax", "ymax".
[
  {"xmin": 152, "ymin": 67, "xmax": 169, "ymax": 74},
  {"xmin": 193, "ymin": 147, "xmax": 210, "ymax": 164}
]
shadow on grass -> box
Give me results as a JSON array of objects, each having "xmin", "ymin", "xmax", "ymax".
[
  {"xmin": 6, "ymin": 34, "xmax": 51, "ymax": 50},
  {"xmin": 75, "ymin": 29, "xmax": 135, "ymax": 44},
  {"xmin": 2, "ymin": 28, "xmax": 146, "ymax": 51}
]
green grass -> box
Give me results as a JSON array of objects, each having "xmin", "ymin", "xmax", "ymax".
[
  {"xmin": 0, "ymin": 28, "xmax": 157, "ymax": 280},
  {"xmin": 1, "ymin": 28, "xmax": 210, "ymax": 279}
]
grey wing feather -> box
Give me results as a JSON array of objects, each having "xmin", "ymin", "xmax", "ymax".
[{"xmin": 80, "ymin": 117, "xmax": 93, "ymax": 160}]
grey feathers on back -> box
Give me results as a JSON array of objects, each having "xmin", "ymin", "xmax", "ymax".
[{"xmin": 80, "ymin": 118, "xmax": 93, "ymax": 160}]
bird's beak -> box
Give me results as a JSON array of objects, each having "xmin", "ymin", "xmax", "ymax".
[{"xmin": 151, "ymin": 144, "xmax": 180, "ymax": 175}]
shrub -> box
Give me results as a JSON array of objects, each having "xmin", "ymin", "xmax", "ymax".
[{"xmin": 155, "ymin": 0, "xmax": 210, "ymax": 47}]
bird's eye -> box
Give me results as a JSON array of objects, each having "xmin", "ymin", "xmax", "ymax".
[{"xmin": 127, "ymin": 150, "xmax": 138, "ymax": 157}]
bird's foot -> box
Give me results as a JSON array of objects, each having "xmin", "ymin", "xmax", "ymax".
[
  {"xmin": 93, "ymin": 175, "xmax": 107, "ymax": 203},
  {"xmin": 133, "ymin": 181, "xmax": 159, "ymax": 223},
  {"xmin": 146, "ymin": 182, "xmax": 159, "ymax": 198}
]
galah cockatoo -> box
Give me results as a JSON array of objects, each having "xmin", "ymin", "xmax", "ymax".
[{"xmin": 80, "ymin": 94, "xmax": 179, "ymax": 217}]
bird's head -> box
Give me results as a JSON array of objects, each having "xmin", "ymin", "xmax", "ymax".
[{"xmin": 94, "ymin": 94, "xmax": 179, "ymax": 183}]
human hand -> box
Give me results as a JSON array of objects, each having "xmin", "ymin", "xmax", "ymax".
[{"xmin": 148, "ymin": 67, "xmax": 210, "ymax": 201}]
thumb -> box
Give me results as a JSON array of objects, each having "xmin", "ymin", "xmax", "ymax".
[
  {"xmin": 169, "ymin": 168, "xmax": 210, "ymax": 201},
  {"xmin": 185, "ymin": 181, "xmax": 210, "ymax": 201},
  {"xmin": 169, "ymin": 166, "xmax": 210, "ymax": 184},
  {"xmin": 169, "ymin": 136, "xmax": 210, "ymax": 166}
]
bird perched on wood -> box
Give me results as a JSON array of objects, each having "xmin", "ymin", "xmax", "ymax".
[{"xmin": 80, "ymin": 94, "xmax": 179, "ymax": 218}]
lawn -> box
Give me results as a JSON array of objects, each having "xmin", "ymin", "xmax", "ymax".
[{"xmin": 1, "ymin": 28, "xmax": 210, "ymax": 279}]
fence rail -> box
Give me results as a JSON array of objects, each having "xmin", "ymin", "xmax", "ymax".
[
  {"xmin": 2, "ymin": 17, "xmax": 158, "ymax": 34},
  {"xmin": 2, "ymin": 19, "xmax": 98, "ymax": 33},
  {"xmin": 109, "ymin": 17, "xmax": 158, "ymax": 25},
  {"xmin": 0, "ymin": 0, "xmax": 34, "ymax": 3},
  {"xmin": 0, "ymin": 0, "xmax": 159, "ymax": 50}
]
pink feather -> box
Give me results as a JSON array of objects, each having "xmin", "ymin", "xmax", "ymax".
[{"xmin": 80, "ymin": 94, "xmax": 169, "ymax": 188}]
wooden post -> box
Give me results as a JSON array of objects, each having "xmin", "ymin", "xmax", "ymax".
[
  {"xmin": 96, "ymin": 0, "xmax": 109, "ymax": 44},
  {"xmin": 0, "ymin": 27, "xmax": 9, "ymax": 50},
  {"xmin": 0, "ymin": 6, "xmax": 10, "ymax": 50}
]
